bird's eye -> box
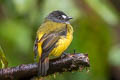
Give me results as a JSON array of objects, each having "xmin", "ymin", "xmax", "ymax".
[
  {"xmin": 58, "ymin": 15, "xmax": 64, "ymax": 20},
  {"xmin": 61, "ymin": 15, "xmax": 67, "ymax": 19},
  {"xmin": 57, "ymin": 15, "xmax": 67, "ymax": 20}
]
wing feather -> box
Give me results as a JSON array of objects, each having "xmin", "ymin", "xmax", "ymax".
[{"xmin": 34, "ymin": 25, "xmax": 67, "ymax": 61}]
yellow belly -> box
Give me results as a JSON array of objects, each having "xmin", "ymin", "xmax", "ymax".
[{"xmin": 49, "ymin": 34, "xmax": 73, "ymax": 57}]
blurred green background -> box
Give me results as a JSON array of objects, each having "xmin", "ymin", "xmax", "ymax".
[{"xmin": 0, "ymin": 0, "xmax": 120, "ymax": 80}]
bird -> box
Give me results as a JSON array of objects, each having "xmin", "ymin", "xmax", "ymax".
[{"xmin": 33, "ymin": 10, "xmax": 73, "ymax": 76}]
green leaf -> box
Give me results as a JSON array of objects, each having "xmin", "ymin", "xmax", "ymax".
[{"xmin": 0, "ymin": 46, "xmax": 8, "ymax": 68}]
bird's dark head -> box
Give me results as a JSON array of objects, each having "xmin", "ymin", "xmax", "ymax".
[{"xmin": 46, "ymin": 10, "xmax": 72, "ymax": 23}]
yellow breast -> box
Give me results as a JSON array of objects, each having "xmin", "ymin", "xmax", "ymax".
[{"xmin": 49, "ymin": 24, "xmax": 73, "ymax": 57}]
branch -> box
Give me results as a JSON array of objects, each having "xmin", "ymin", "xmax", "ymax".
[{"xmin": 0, "ymin": 53, "xmax": 90, "ymax": 80}]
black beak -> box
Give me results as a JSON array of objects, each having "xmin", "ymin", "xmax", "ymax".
[{"xmin": 68, "ymin": 16, "xmax": 72, "ymax": 20}]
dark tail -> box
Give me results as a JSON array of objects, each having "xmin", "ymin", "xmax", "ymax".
[{"xmin": 38, "ymin": 57, "xmax": 49, "ymax": 76}]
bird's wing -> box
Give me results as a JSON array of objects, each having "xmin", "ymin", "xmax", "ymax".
[
  {"xmin": 41, "ymin": 33, "xmax": 59, "ymax": 61},
  {"xmin": 33, "ymin": 26, "xmax": 67, "ymax": 61},
  {"xmin": 41, "ymin": 26, "xmax": 67, "ymax": 61}
]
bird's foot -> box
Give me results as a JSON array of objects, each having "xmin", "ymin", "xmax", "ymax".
[
  {"xmin": 61, "ymin": 52, "xmax": 68, "ymax": 58},
  {"xmin": 73, "ymin": 49, "xmax": 76, "ymax": 54}
]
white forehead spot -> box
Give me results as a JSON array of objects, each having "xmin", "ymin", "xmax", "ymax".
[{"xmin": 62, "ymin": 15, "xmax": 67, "ymax": 19}]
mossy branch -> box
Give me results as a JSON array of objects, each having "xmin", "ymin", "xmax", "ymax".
[{"xmin": 0, "ymin": 53, "xmax": 90, "ymax": 80}]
